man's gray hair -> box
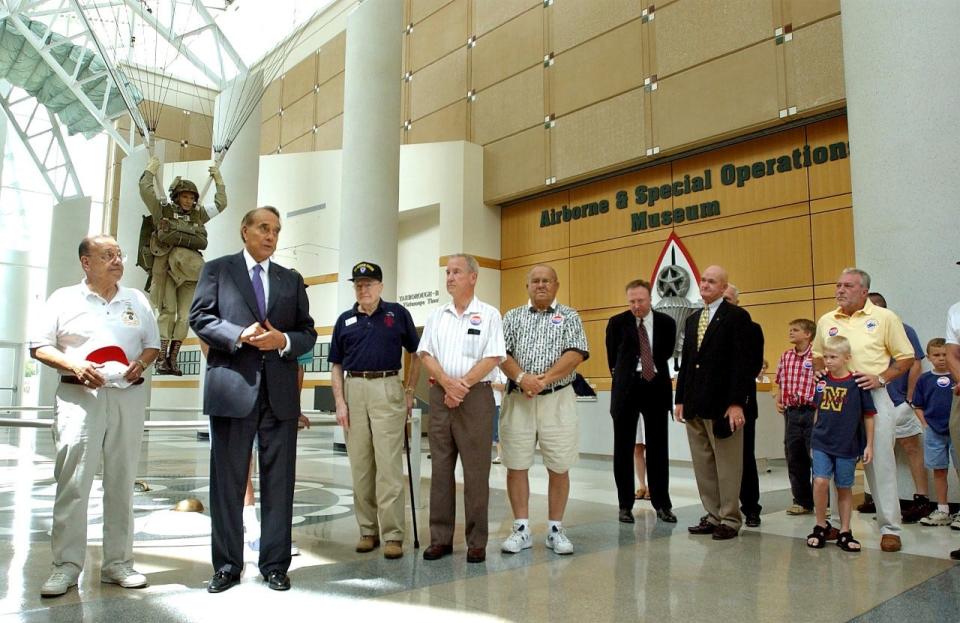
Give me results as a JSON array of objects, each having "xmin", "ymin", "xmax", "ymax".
[
  {"xmin": 841, "ymin": 267, "xmax": 871, "ymax": 290},
  {"xmin": 449, "ymin": 253, "xmax": 479, "ymax": 274}
]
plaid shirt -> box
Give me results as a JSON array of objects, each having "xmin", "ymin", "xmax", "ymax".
[{"xmin": 775, "ymin": 343, "xmax": 816, "ymax": 407}]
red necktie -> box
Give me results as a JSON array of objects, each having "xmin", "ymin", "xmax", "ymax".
[{"xmin": 638, "ymin": 317, "xmax": 655, "ymax": 381}]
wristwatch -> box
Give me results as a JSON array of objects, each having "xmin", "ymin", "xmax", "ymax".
[{"xmin": 877, "ymin": 374, "xmax": 887, "ymax": 387}]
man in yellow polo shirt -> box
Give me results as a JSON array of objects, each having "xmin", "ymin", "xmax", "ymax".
[{"xmin": 812, "ymin": 267, "xmax": 913, "ymax": 552}]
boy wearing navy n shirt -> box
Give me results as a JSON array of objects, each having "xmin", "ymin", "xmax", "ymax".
[
  {"xmin": 915, "ymin": 338, "xmax": 958, "ymax": 527},
  {"xmin": 807, "ymin": 336, "xmax": 875, "ymax": 552}
]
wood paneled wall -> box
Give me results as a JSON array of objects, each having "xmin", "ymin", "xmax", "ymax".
[{"xmin": 500, "ymin": 116, "xmax": 853, "ymax": 385}]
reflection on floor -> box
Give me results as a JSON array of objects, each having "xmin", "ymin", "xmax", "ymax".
[{"xmin": 1, "ymin": 426, "xmax": 958, "ymax": 622}]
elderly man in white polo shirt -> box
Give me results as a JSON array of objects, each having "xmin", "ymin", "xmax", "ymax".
[
  {"xmin": 30, "ymin": 235, "xmax": 160, "ymax": 597},
  {"xmin": 946, "ymin": 293, "xmax": 960, "ymax": 560},
  {"xmin": 418, "ymin": 254, "xmax": 505, "ymax": 564}
]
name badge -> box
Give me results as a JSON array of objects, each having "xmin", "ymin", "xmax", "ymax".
[
  {"xmin": 467, "ymin": 328, "xmax": 481, "ymax": 335},
  {"xmin": 345, "ymin": 317, "xmax": 357, "ymax": 326}
]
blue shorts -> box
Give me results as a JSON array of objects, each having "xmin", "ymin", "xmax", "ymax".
[
  {"xmin": 924, "ymin": 428, "xmax": 956, "ymax": 470},
  {"xmin": 812, "ymin": 449, "xmax": 857, "ymax": 489}
]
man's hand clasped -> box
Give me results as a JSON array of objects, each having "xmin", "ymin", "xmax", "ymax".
[
  {"xmin": 73, "ymin": 361, "xmax": 105, "ymax": 389},
  {"xmin": 240, "ymin": 319, "xmax": 286, "ymax": 351},
  {"xmin": 519, "ymin": 373, "xmax": 546, "ymax": 398}
]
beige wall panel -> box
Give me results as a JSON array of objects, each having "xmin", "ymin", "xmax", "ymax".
[
  {"xmin": 550, "ymin": 0, "xmax": 640, "ymax": 54},
  {"xmin": 282, "ymin": 131, "xmax": 315, "ymax": 155},
  {"xmin": 655, "ymin": 0, "xmax": 773, "ymax": 77},
  {"xmin": 315, "ymin": 115, "xmax": 343, "ymax": 151},
  {"xmin": 408, "ymin": 0, "xmax": 468, "ymax": 72},
  {"xmin": 810, "ymin": 193, "xmax": 851, "ymax": 214},
  {"xmin": 471, "ymin": 66, "xmax": 543, "ymax": 145},
  {"xmin": 744, "ymin": 300, "xmax": 817, "ymax": 372},
  {"xmin": 474, "ymin": 0, "xmax": 540, "ymax": 36},
  {"xmin": 568, "ymin": 242, "xmax": 664, "ymax": 311},
  {"xmin": 180, "ymin": 144, "xmax": 210, "ymax": 162},
  {"xmin": 262, "ymin": 79, "xmax": 282, "ymax": 121},
  {"xmin": 411, "ymin": 0, "xmax": 453, "ymax": 23},
  {"xmin": 681, "ymin": 217, "xmax": 813, "ymax": 292},
  {"xmin": 316, "ymin": 73, "xmax": 345, "ymax": 125},
  {"xmin": 805, "ymin": 116, "xmax": 851, "ymax": 199},
  {"xmin": 153, "ymin": 138, "xmax": 181, "ymax": 163},
  {"xmin": 502, "ymin": 193, "xmax": 569, "ymax": 259},
  {"xmin": 813, "ymin": 284, "xmax": 835, "ymax": 300},
  {"xmin": 815, "ymin": 297, "xmax": 838, "ymax": 320},
  {"xmin": 153, "ymin": 105, "xmax": 184, "ymax": 142},
  {"xmin": 671, "ymin": 127, "xmax": 809, "ymax": 219},
  {"xmin": 811, "ymin": 208, "xmax": 854, "ymax": 286},
  {"xmin": 184, "ymin": 113, "xmax": 212, "ymax": 149},
  {"xmin": 580, "ymin": 319, "xmax": 611, "ymax": 379},
  {"xmin": 406, "ymin": 101, "xmax": 468, "ymax": 144},
  {"xmin": 282, "ymin": 54, "xmax": 318, "ymax": 109},
  {"xmin": 550, "ymin": 20, "xmax": 643, "ymax": 117},
  {"xmin": 317, "ymin": 32, "xmax": 346, "ymax": 85},
  {"xmin": 739, "ymin": 286, "xmax": 814, "ymax": 307},
  {"xmin": 500, "ymin": 259, "xmax": 571, "ymax": 313},
  {"xmin": 471, "ymin": 7, "xmax": 542, "ymax": 91},
  {"xmin": 566, "ymin": 165, "xmax": 672, "ymax": 248},
  {"xmin": 653, "ymin": 41, "xmax": 779, "ymax": 151},
  {"xmin": 280, "ymin": 93, "xmax": 315, "ymax": 145},
  {"xmin": 551, "ymin": 88, "xmax": 645, "ymax": 184},
  {"xmin": 410, "ymin": 47, "xmax": 467, "ymax": 120},
  {"xmin": 783, "ymin": 0, "xmax": 840, "ymax": 28},
  {"xmin": 261, "ymin": 116, "xmax": 280, "ymax": 155},
  {"xmin": 789, "ymin": 16, "xmax": 845, "ymax": 113},
  {"xmin": 483, "ymin": 126, "xmax": 546, "ymax": 201},
  {"xmin": 501, "ymin": 248, "xmax": 570, "ymax": 270}
]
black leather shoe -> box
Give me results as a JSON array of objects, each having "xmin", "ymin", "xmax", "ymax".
[
  {"xmin": 656, "ymin": 508, "xmax": 677, "ymax": 523},
  {"xmin": 712, "ymin": 524, "xmax": 739, "ymax": 540},
  {"xmin": 688, "ymin": 518, "xmax": 716, "ymax": 535},
  {"xmin": 950, "ymin": 547, "xmax": 960, "ymax": 561},
  {"xmin": 264, "ymin": 570, "xmax": 290, "ymax": 591},
  {"xmin": 466, "ymin": 547, "xmax": 486, "ymax": 563},
  {"xmin": 207, "ymin": 570, "xmax": 239, "ymax": 593},
  {"xmin": 618, "ymin": 509, "xmax": 635, "ymax": 524},
  {"xmin": 745, "ymin": 513, "xmax": 762, "ymax": 527},
  {"xmin": 422, "ymin": 544, "xmax": 453, "ymax": 560}
]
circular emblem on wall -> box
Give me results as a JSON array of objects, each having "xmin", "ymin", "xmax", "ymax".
[
  {"xmin": 937, "ymin": 375, "xmax": 951, "ymax": 388},
  {"xmin": 469, "ymin": 314, "xmax": 482, "ymax": 326},
  {"xmin": 656, "ymin": 265, "xmax": 691, "ymax": 298},
  {"xmin": 828, "ymin": 327, "xmax": 839, "ymax": 337}
]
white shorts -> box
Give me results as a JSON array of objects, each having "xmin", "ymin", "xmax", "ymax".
[
  {"xmin": 894, "ymin": 400, "xmax": 923, "ymax": 439},
  {"xmin": 500, "ymin": 385, "xmax": 579, "ymax": 472}
]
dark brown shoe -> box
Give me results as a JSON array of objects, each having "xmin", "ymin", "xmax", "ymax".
[
  {"xmin": 712, "ymin": 524, "xmax": 739, "ymax": 540},
  {"xmin": 422, "ymin": 544, "xmax": 453, "ymax": 560},
  {"xmin": 466, "ymin": 547, "xmax": 486, "ymax": 563},
  {"xmin": 688, "ymin": 518, "xmax": 716, "ymax": 535}
]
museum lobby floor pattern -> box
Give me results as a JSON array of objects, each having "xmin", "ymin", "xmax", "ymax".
[{"xmin": 0, "ymin": 426, "xmax": 958, "ymax": 622}]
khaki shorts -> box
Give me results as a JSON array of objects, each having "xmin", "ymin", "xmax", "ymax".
[
  {"xmin": 893, "ymin": 400, "xmax": 923, "ymax": 439},
  {"xmin": 500, "ymin": 384, "xmax": 579, "ymax": 473}
]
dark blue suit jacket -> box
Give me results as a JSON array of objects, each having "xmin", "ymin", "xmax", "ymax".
[{"xmin": 189, "ymin": 251, "xmax": 316, "ymax": 420}]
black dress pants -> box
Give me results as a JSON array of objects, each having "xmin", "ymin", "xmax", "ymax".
[
  {"xmin": 739, "ymin": 415, "xmax": 762, "ymax": 516},
  {"xmin": 612, "ymin": 377, "xmax": 672, "ymax": 511}
]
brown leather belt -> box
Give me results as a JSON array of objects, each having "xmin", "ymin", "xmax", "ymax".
[
  {"xmin": 346, "ymin": 370, "xmax": 399, "ymax": 379},
  {"xmin": 61, "ymin": 376, "xmax": 145, "ymax": 386}
]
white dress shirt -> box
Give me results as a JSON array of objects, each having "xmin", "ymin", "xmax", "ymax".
[{"xmin": 241, "ymin": 248, "xmax": 290, "ymax": 354}]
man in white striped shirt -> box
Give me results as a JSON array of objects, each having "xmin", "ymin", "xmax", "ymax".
[{"xmin": 418, "ymin": 254, "xmax": 506, "ymax": 563}]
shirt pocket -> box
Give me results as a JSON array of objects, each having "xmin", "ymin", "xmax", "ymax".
[{"xmin": 462, "ymin": 332, "xmax": 483, "ymax": 359}]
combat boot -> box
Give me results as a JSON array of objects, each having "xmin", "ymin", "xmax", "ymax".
[
  {"xmin": 155, "ymin": 340, "xmax": 172, "ymax": 375},
  {"xmin": 168, "ymin": 340, "xmax": 184, "ymax": 376}
]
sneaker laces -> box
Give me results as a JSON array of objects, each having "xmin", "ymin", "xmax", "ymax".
[
  {"xmin": 46, "ymin": 572, "xmax": 69, "ymax": 584},
  {"xmin": 550, "ymin": 526, "xmax": 570, "ymax": 545}
]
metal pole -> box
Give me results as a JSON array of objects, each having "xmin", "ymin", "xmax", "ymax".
[{"xmin": 403, "ymin": 419, "xmax": 419, "ymax": 549}]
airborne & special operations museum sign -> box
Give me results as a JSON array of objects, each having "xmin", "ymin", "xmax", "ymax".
[{"xmin": 538, "ymin": 140, "xmax": 849, "ymax": 233}]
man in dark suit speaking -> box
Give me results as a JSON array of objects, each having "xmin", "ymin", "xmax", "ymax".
[
  {"xmin": 674, "ymin": 265, "xmax": 754, "ymax": 540},
  {"xmin": 606, "ymin": 279, "xmax": 677, "ymax": 524},
  {"xmin": 190, "ymin": 206, "xmax": 316, "ymax": 592}
]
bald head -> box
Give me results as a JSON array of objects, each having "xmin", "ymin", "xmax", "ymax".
[{"xmin": 700, "ymin": 265, "xmax": 729, "ymax": 304}]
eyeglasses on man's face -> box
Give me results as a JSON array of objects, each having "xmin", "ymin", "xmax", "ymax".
[{"xmin": 86, "ymin": 249, "xmax": 127, "ymax": 264}]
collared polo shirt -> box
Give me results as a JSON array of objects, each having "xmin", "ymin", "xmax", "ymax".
[
  {"xmin": 417, "ymin": 296, "xmax": 505, "ymax": 381},
  {"xmin": 329, "ymin": 300, "xmax": 418, "ymax": 371},
  {"xmin": 946, "ymin": 301, "xmax": 960, "ymax": 346},
  {"xmin": 29, "ymin": 280, "xmax": 160, "ymax": 371},
  {"xmin": 812, "ymin": 299, "xmax": 913, "ymax": 375},
  {"xmin": 502, "ymin": 299, "xmax": 589, "ymax": 389}
]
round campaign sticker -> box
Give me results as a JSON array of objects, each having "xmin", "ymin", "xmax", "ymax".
[
  {"xmin": 803, "ymin": 360, "xmax": 813, "ymax": 369},
  {"xmin": 469, "ymin": 314, "xmax": 482, "ymax": 326},
  {"xmin": 865, "ymin": 319, "xmax": 879, "ymax": 333},
  {"xmin": 815, "ymin": 380, "xmax": 827, "ymax": 393},
  {"xmin": 937, "ymin": 376, "xmax": 951, "ymax": 388},
  {"xmin": 828, "ymin": 327, "xmax": 839, "ymax": 337},
  {"xmin": 550, "ymin": 314, "xmax": 564, "ymax": 326}
]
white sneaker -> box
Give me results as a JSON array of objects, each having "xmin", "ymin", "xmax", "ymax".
[
  {"xmin": 101, "ymin": 565, "xmax": 148, "ymax": 588},
  {"xmin": 291, "ymin": 542, "xmax": 300, "ymax": 556},
  {"xmin": 951, "ymin": 513, "xmax": 960, "ymax": 531},
  {"xmin": 501, "ymin": 523, "xmax": 532, "ymax": 553},
  {"xmin": 920, "ymin": 509, "xmax": 952, "ymax": 526},
  {"xmin": 41, "ymin": 569, "xmax": 79, "ymax": 597},
  {"xmin": 545, "ymin": 526, "xmax": 573, "ymax": 555}
]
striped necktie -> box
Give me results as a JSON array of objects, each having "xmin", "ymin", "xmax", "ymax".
[{"xmin": 697, "ymin": 304, "xmax": 710, "ymax": 349}]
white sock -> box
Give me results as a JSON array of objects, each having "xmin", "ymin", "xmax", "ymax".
[
  {"xmin": 939, "ymin": 504, "xmax": 950, "ymax": 514},
  {"xmin": 548, "ymin": 520, "xmax": 562, "ymax": 532},
  {"xmin": 513, "ymin": 518, "xmax": 529, "ymax": 532}
]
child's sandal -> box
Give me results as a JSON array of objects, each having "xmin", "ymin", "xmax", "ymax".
[
  {"xmin": 806, "ymin": 524, "xmax": 827, "ymax": 548},
  {"xmin": 836, "ymin": 531, "xmax": 861, "ymax": 552}
]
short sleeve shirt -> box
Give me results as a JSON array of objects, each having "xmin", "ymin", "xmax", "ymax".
[
  {"xmin": 775, "ymin": 344, "xmax": 817, "ymax": 407},
  {"xmin": 29, "ymin": 280, "xmax": 160, "ymax": 370},
  {"xmin": 946, "ymin": 302, "xmax": 960, "ymax": 346},
  {"xmin": 812, "ymin": 300, "xmax": 914, "ymax": 375},
  {"xmin": 417, "ymin": 297, "xmax": 505, "ymax": 381},
  {"xmin": 329, "ymin": 300, "xmax": 419, "ymax": 371},
  {"xmin": 812, "ymin": 373, "xmax": 876, "ymax": 458},
  {"xmin": 502, "ymin": 300, "xmax": 589, "ymax": 390},
  {"xmin": 913, "ymin": 371, "xmax": 955, "ymax": 435},
  {"xmin": 886, "ymin": 323, "xmax": 924, "ymax": 406}
]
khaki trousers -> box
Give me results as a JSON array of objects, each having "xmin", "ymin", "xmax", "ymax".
[
  {"xmin": 428, "ymin": 383, "xmax": 494, "ymax": 549},
  {"xmin": 686, "ymin": 417, "xmax": 744, "ymax": 530},
  {"xmin": 344, "ymin": 375, "xmax": 407, "ymax": 541},
  {"xmin": 950, "ymin": 393, "xmax": 960, "ymax": 481},
  {"xmin": 150, "ymin": 253, "xmax": 196, "ymax": 341}
]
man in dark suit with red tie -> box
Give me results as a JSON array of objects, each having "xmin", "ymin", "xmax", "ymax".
[
  {"xmin": 606, "ymin": 279, "xmax": 677, "ymax": 524},
  {"xmin": 190, "ymin": 207, "xmax": 316, "ymax": 592}
]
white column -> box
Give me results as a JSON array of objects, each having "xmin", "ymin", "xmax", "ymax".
[
  {"xmin": 841, "ymin": 0, "xmax": 960, "ymax": 342},
  {"xmin": 338, "ymin": 0, "xmax": 403, "ymax": 306},
  {"xmin": 116, "ymin": 146, "xmax": 151, "ymax": 290}
]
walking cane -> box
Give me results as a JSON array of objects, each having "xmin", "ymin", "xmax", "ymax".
[{"xmin": 404, "ymin": 416, "xmax": 420, "ymax": 549}]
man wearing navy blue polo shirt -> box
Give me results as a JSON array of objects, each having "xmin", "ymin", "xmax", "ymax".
[{"xmin": 330, "ymin": 261, "xmax": 421, "ymax": 559}]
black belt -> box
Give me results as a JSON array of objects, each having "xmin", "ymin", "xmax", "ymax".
[
  {"xmin": 785, "ymin": 404, "xmax": 815, "ymax": 411},
  {"xmin": 61, "ymin": 376, "xmax": 144, "ymax": 386},
  {"xmin": 511, "ymin": 382, "xmax": 569, "ymax": 396},
  {"xmin": 346, "ymin": 370, "xmax": 399, "ymax": 379}
]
